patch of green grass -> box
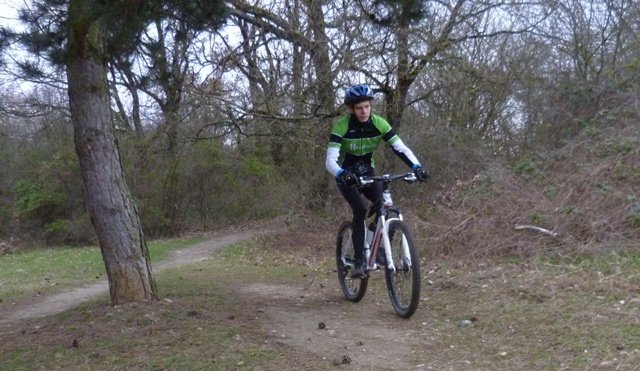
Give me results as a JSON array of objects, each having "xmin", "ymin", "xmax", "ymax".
[
  {"xmin": 630, "ymin": 210, "xmax": 640, "ymax": 229},
  {"xmin": 596, "ymin": 181, "xmax": 613, "ymax": 193},
  {"xmin": 0, "ymin": 246, "xmax": 104, "ymax": 300},
  {"xmin": 214, "ymin": 239, "xmax": 317, "ymax": 283},
  {"xmin": 0, "ymin": 236, "xmax": 206, "ymax": 303},
  {"xmin": 219, "ymin": 242, "xmax": 251, "ymax": 260},
  {"xmin": 560, "ymin": 250, "xmax": 640, "ymax": 277},
  {"xmin": 543, "ymin": 183, "xmax": 560, "ymax": 198},
  {"xmin": 512, "ymin": 156, "xmax": 544, "ymax": 177},
  {"xmin": 148, "ymin": 236, "xmax": 208, "ymax": 261},
  {"xmin": 0, "ymin": 238, "xmax": 317, "ymax": 370},
  {"xmin": 609, "ymin": 138, "xmax": 635, "ymax": 155},
  {"xmin": 528, "ymin": 211, "xmax": 547, "ymax": 225}
]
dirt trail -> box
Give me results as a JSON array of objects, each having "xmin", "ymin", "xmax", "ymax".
[
  {"xmin": 242, "ymin": 281, "xmax": 415, "ymax": 369},
  {"xmin": 0, "ymin": 230, "xmax": 415, "ymax": 369},
  {"xmin": 0, "ymin": 231, "xmax": 256, "ymax": 326}
]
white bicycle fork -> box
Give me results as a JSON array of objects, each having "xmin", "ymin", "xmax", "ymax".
[{"xmin": 380, "ymin": 213, "xmax": 411, "ymax": 272}]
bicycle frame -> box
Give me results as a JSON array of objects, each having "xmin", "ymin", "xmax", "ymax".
[{"xmin": 362, "ymin": 173, "xmax": 416, "ymax": 274}]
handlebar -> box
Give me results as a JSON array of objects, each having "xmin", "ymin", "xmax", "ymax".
[{"xmin": 357, "ymin": 172, "xmax": 418, "ymax": 186}]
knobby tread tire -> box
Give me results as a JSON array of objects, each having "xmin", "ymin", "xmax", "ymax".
[
  {"xmin": 336, "ymin": 221, "xmax": 368, "ymax": 302},
  {"xmin": 384, "ymin": 220, "xmax": 420, "ymax": 318}
]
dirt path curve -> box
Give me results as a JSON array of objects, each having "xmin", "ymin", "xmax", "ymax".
[
  {"xmin": 0, "ymin": 230, "xmax": 257, "ymax": 327},
  {"xmin": 1, "ymin": 230, "xmax": 417, "ymax": 369}
]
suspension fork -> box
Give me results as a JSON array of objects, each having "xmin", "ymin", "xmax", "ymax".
[
  {"xmin": 380, "ymin": 209, "xmax": 409, "ymax": 272},
  {"xmin": 380, "ymin": 214, "xmax": 396, "ymax": 271}
]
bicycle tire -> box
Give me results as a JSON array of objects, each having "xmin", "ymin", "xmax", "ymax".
[
  {"xmin": 384, "ymin": 220, "xmax": 421, "ymax": 318},
  {"xmin": 336, "ymin": 221, "xmax": 368, "ymax": 302}
]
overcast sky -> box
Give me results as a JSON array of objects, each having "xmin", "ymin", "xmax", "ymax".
[
  {"xmin": 1, "ymin": 1, "xmax": 33, "ymax": 93},
  {"xmin": 0, "ymin": 0, "xmax": 22, "ymax": 29}
]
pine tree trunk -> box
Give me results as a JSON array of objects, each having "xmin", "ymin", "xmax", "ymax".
[{"xmin": 66, "ymin": 0, "xmax": 157, "ymax": 304}]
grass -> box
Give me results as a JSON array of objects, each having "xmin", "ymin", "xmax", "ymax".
[
  {"xmin": 0, "ymin": 236, "xmax": 206, "ymax": 303},
  {"xmin": 2, "ymin": 230, "xmax": 640, "ymax": 370},
  {"xmin": 0, "ymin": 275, "xmax": 286, "ymax": 370},
  {"xmin": 416, "ymin": 249, "xmax": 640, "ymax": 369},
  {"xmin": 0, "ymin": 235, "xmax": 320, "ymax": 370}
]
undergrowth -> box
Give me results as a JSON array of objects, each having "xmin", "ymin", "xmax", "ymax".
[{"xmin": 414, "ymin": 120, "xmax": 639, "ymax": 258}]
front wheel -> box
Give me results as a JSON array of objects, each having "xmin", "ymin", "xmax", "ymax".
[
  {"xmin": 336, "ymin": 221, "xmax": 368, "ymax": 302},
  {"xmin": 384, "ymin": 220, "xmax": 420, "ymax": 318}
]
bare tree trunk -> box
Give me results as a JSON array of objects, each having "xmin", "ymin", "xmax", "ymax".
[
  {"xmin": 383, "ymin": 0, "xmax": 466, "ymax": 132},
  {"xmin": 385, "ymin": 25, "xmax": 411, "ymax": 130},
  {"xmin": 143, "ymin": 18, "xmax": 191, "ymax": 235},
  {"xmin": 307, "ymin": 0, "xmax": 335, "ymax": 209},
  {"xmin": 161, "ymin": 109, "xmax": 182, "ymax": 235},
  {"xmin": 111, "ymin": 58, "xmax": 144, "ymax": 137},
  {"xmin": 67, "ymin": 0, "xmax": 157, "ymax": 304}
]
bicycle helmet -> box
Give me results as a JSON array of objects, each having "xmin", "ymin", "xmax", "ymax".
[{"xmin": 344, "ymin": 84, "xmax": 374, "ymax": 105}]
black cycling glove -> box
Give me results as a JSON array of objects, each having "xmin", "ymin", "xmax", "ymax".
[
  {"xmin": 412, "ymin": 165, "xmax": 430, "ymax": 182},
  {"xmin": 337, "ymin": 169, "xmax": 357, "ymax": 186}
]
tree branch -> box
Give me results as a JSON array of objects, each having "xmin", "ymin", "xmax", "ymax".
[{"xmin": 514, "ymin": 225, "xmax": 559, "ymax": 237}]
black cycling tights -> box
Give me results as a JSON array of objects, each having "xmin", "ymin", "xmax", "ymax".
[{"xmin": 337, "ymin": 180, "xmax": 383, "ymax": 262}]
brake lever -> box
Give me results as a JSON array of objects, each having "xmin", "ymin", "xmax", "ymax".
[
  {"xmin": 358, "ymin": 177, "xmax": 374, "ymax": 186},
  {"xmin": 404, "ymin": 173, "xmax": 418, "ymax": 182}
]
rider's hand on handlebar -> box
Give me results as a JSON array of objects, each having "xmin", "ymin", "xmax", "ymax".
[
  {"xmin": 412, "ymin": 165, "xmax": 430, "ymax": 182},
  {"xmin": 337, "ymin": 169, "xmax": 358, "ymax": 186}
]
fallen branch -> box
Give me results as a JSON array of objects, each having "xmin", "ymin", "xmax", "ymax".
[{"xmin": 514, "ymin": 225, "xmax": 559, "ymax": 237}]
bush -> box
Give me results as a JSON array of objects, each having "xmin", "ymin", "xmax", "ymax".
[
  {"xmin": 415, "ymin": 118, "xmax": 640, "ymax": 258},
  {"xmin": 13, "ymin": 180, "xmax": 66, "ymax": 230}
]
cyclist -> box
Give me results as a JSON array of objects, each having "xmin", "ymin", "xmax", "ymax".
[{"xmin": 325, "ymin": 83, "xmax": 429, "ymax": 278}]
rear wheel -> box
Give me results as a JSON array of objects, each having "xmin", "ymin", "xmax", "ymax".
[
  {"xmin": 384, "ymin": 220, "xmax": 420, "ymax": 318},
  {"xmin": 336, "ymin": 221, "xmax": 368, "ymax": 302}
]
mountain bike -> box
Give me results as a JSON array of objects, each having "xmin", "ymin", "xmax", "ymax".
[{"xmin": 336, "ymin": 172, "xmax": 422, "ymax": 318}]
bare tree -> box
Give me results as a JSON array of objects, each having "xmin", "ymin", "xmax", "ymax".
[
  {"xmin": 107, "ymin": 6, "xmax": 227, "ymax": 234},
  {"xmin": 350, "ymin": 0, "xmax": 545, "ymax": 132},
  {"xmin": 224, "ymin": 0, "xmax": 342, "ymax": 207},
  {"xmin": 226, "ymin": 0, "xmax": 339, "ymax": 123}
]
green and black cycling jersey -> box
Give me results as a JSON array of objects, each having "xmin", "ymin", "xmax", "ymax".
[{"xmin": 325, "ymin": 113, "xmax": 420, "ymax": 177}]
